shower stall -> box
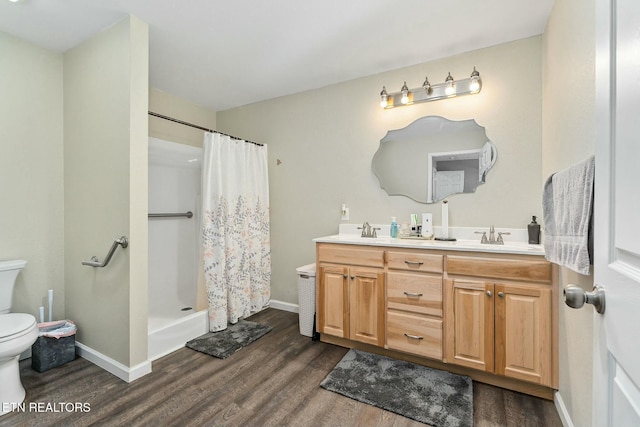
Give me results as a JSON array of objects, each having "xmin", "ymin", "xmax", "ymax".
[{"xmin": 147, "ymin": 137, "xmax": 208, "ymax": 361}]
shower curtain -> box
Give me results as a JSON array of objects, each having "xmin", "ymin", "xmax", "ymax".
[{"xmin": 201, "ymin": 132, "xmax": 271, "ymax": 332}]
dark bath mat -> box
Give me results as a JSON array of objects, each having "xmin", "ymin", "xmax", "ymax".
[
  {"xmin": 185, "ymin": 320, "xmax": 272, "ymax": 359},
  {"xmin": 320, "ymin": 349, "xmax": 473, "ymax": 427}
]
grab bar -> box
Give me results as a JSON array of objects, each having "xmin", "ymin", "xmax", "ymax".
[
  {"xmin": 148, "ymin": 211, "xmax": 193, "ymax": 219},
  {"xmin": 82, "ymin": 236, "xmax": 129, "ymax": 267}
]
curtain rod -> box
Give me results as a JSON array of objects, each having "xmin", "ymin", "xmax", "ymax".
[{"xmin": 148, "ymin": 111, "xmax": 263, "ymax": 146}]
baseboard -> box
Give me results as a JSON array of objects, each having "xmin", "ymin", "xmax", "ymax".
[
  {"xmin": 75, "ymin": 341, "xmax": 152, "ymax": 383},
  {"xmin": 268, "ymin": 299, "xmax": 299, "ymax": 313},
  {"xmin": 554, "ymin": 390, "xmax": 575, "ymax": 427}
]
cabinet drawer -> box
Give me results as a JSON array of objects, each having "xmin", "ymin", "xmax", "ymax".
[
  {"xmin": 447, "ymin": 255, "xmax": 552, "ymax": 282},
  {"xmin": 386, "ymin": 251, "xmax": 443, "ymax": 273},
  {"xmin": 317, "ymin": 244, "xmax": 384, "ymax": 267},
  {"xmin": 387, "ymin": 271, "xmax": 443, "ymax": 317},
  {"xmin": 386, "ymin": 311, "xmax": 443, "ymax": 360}
]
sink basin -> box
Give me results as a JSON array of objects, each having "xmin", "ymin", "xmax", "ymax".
[{"xmin": 442, "ymin": 239, "xmax": 545, "ymax": 253}]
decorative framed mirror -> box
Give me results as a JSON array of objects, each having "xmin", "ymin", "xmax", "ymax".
[{"xmin": 372, "ymin": 116, "xmax": 497, "ymax": 203}]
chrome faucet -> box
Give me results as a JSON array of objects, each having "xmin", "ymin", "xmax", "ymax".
[
  {"xmin": 358, "ymin": 222, "xmax": 379, "ymax": 238},
  {"xmin": 475, "ymin": 226, "xmax": 510, "ymax": 245},
  {"xmin": 488, "ymin": 225, "xmax": 496, "ymax": 243}
]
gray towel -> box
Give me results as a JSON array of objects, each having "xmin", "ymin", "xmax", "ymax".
[{"xmin": 542, "ymin": 156, "xmax": 595, "ymax": 275}]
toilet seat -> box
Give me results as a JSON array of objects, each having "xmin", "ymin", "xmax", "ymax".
[{"xmin": 0, "ymin": 313, "xmax": 37, "ymax": 343}]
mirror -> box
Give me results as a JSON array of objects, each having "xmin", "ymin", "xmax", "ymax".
[{"xmin": 372, "ymin": 116, "xmax": 497, "ymax": 203}]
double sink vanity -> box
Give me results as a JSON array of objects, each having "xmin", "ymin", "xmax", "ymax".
[{"xmin": 313, "ymin": 229, "xmax": 557, "ymax": 399}]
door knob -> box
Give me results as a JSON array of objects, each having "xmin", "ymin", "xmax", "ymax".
[{"xmin": 563, "ymin": 284, "xmax": 605, "ymax": 314}]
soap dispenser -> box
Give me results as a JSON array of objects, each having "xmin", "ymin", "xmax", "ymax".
[
  {"xmin": 390, "ymin": 217, "xmax": 398, "ymax": 238},
  {"xmin": 528, "ymin": 216, "xmax": 541, "ymax": 244}
]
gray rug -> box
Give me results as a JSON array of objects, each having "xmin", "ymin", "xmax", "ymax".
[
  {"xmin": 320, "ymin": 349, "xmax": 473, "ymax": 427},
  {"xmin": 185, "ymin": 320, "xmax": 272, "ymax": 359}
]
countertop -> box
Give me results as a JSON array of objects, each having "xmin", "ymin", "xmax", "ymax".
[{"xmin": 313, "ymin": 234, "xmax": 545, "ymax": 256}]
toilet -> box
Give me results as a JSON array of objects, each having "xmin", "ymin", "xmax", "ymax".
[{"xmin": 0, "ymin": 260, "xmax": 38, "ymax": 416}]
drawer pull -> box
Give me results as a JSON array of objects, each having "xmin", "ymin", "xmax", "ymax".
[
  {"xmin": 403, "ymin": 291, "xmax": 423, "ymax": 297},
  {"xmin": 404, "ymin": 333, "xmax": 424, "ymax": 340},
  {"xmin": 404, "ymin": 260, "xmax": 424, "ymax": 266}
]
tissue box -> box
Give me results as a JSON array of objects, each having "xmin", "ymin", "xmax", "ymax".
[{"xmin": 31, "ymin": 335, "xmax": 76, "ymax": 373}]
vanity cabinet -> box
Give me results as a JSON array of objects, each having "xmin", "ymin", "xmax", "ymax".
[
  {"xmin": 445, "ymin": 255, "xmax": 554, "ymax": 387},
  {"xmin": 317, "ymin": 244, "xmax": 385, "ymax": 346},
  {"xmin": 315, "ymin": 241, "xmax": 558, "ymax": 398},
  {"xmin": 385, "ymin": 250, "xmax": 444, "ymax": 360}
]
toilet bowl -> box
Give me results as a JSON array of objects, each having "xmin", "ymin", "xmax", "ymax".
[
  {"xmin": 0, "ymin": 259, "xmax": 38, "ymax": 416},
  {"xmin": 0, "ymin": 313, "xmax": 38, "ymax": 415}
]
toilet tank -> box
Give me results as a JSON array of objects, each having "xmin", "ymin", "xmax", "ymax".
[{"xmin": 0, "ymin": 260, "xmax": 27, "ymax": 314}]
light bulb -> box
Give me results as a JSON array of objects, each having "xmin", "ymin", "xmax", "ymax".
[
  {"xmin": 444, "ymin": 73, "xmax": 456, "ymax": 96},
  {"xmin": 380, "ymin": 86, "xmax": 388, "ymax": 108},
  {"xmin": 469, "ymin": 67, "xmax": 481, "ymax": 93},
  {"xmin": 422, "ymin": 77, "xmax": 431, "ymax": 94},
  {"xmin": 400, "ymin": 81, "xmax": 409, "ymax": 105}
]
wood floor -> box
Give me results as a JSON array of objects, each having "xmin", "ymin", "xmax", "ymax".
[{"xmin": 1, "ymin": 309, "xmax": 563, "ymax": 427}]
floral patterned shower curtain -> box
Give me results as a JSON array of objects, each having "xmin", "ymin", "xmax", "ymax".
[{"xmin": 201, "ymin": 132, "xmax": 271, "ymax": 332}]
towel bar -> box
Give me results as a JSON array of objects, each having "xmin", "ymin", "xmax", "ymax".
[{"xmin": 148, "ymin": 211, "xmax": 193, "ymax": 219}]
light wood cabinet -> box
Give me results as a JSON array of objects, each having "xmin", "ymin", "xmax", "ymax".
[
  {"xmin": 348, "ymin": 267, "xmax": 385, "ymax": 346},
  {"xmin": 445, "ymin": 255, "xmax": 554, "ymax": 387},
  {"xmin": 316, "ymin": 242, "xmax": 557, "ymax": 397},
  {"xmin": 317, "ymin": 265, "xmax": 348, "ymax": 338},
  {"xmin": 447, "ymin": 279, "xmax": 495, "ymax": 372},
  {"xmin": 495, "ymin": 282, "xmax": 552, "ymax": 385},
  {"xmin": 384, "ymin": 249, "xmax": 444, "ymax": 360},
  {"xmin": 317, "ymin": 244, "xmax": 385, "ymax": 346}
]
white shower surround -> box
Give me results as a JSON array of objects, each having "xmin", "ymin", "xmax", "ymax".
[{"xmin": 148, "ymin": 137, "xmax": 208, "ymax": 361}]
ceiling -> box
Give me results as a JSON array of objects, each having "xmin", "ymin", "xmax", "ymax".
[{"xmin": 0, "ymin": 0, "xmax": 554, "ymax": 112}]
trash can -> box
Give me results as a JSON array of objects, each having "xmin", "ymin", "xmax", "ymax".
[
  {"xmin": 296, "ymin": 263, "xmax": 316, "ymax": 337},
  {"xmin": 31, "ymin": 320, "xmax": 77, "ymax": 373}
]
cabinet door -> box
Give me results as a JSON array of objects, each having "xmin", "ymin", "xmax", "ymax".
[
  {"xmin": 318, "ymin": 265, "xmax": 348, "ymax": 338},
  {"xmin": 349, "ymin": 267, "xmax": 385, "ymax": 346},
  {"xmin": 446, "ymin": 279, "xmax": 494, "ymax": 372},
  {"xmin": 495, "ymin": 282, "xmax": 552, "ymax": 386}
]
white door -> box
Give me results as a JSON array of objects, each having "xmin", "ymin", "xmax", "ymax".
[
  {"xmin": 434, "ymin": 170, "xmax": 465, "ymax": 201},
  {"xmin": 593, "ymin": 0, "xmax": 640, "ymax": 425}
]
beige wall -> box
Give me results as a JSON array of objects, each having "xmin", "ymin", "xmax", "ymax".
[
  {"xmin": 64, "ymin": 16, "xmax": 149, "ymax": 366},
  {"xmin": 149, "ymin": 88, "xmax": 216, "ymax": 148},
  {"xmin": 542, "ymin": 0, "xmax": 596, "ymax": 426},
  {"xmin": 0, "ymin": 32, "xmax": 65, "ymax": 319},
  {"xmin": 217, "ymin": 37, "xmax": 543, "ymax": 304}
]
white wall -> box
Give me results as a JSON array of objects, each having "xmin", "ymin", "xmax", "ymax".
[
  {"xmin": 64, "ymin": 16, "xmax": 149, "ymax": 367},
  {"xmin": 217, "ymin": 37, "xmax": 543, "ymax": 305},
  {"xmin": 542, "ymin": 0, "xmax": 596, "ymax": 426},
  {"xmin": 0, "ymin": 32, "xmax": 64, "ymax": 319}
]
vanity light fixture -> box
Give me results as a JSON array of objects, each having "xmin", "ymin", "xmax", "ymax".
[
  {"xmin": 469, "ymin": 67, "xmax": 481, "ymax": 93},
  {"xmin": 400, "ymin": 82, "xmax": 410, "ymax": 105},
  {"xmin": 380, "ymin": 86, "xmax": 389, "ymax": 108},
  {"xmin": 444, "ymin": 73, "xmax": 456, "ymax": 96},
  {"xmin": 379, "ymin": 67, "xmax": 482, "ymax": 109},
  {"xmin": 422, "ymin": 77, "xmax": 431, "ymax": 93}
]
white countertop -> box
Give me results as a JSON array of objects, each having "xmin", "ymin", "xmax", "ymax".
[{"xmin": 313, "ymin": 225, "xmax": 545, "ymax": 256}]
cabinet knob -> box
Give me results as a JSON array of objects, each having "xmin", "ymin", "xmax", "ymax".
[
  {"xmin": 350, "ymin": 276, "xmax": 355, "ymax": 280},
  {"xmin": 486, "ymin": 290, "xmax": 492, "ymax": 297},
  {"xmin": 343, "ymin": 274, "xmax": 347, "ymax": 279},
  {"xmin": 498, "ymin": 292, "xmax": 504, "ymax": 298}
]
